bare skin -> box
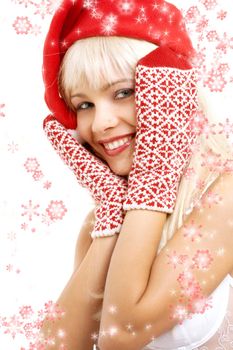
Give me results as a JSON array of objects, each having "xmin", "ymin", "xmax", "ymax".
[{"xmin": 39, "ymin": 209, "xmax": 118, "ymax": 350}]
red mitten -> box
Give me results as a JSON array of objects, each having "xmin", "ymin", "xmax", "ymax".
[
  {"xmin": 44, "ymin": 116, "xmax": 128, "ymax": 238},
  {"xmin": 123, "ymin": 46, "xmax": 198, "ymax": 213}
]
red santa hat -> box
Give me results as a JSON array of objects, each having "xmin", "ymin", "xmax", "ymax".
[{"xmin": 43, "ymin": 0, "xmax": 195, "ymax": 130}]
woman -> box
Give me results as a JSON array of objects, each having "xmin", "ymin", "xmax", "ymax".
[{"xmin": 40, "ymin": 0, "xmax": 233, "ymax": 349}]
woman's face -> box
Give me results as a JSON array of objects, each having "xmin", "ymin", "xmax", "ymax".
[{"xmin": 70, "ymin": 77, "xmax": 136, "ymax": 176}]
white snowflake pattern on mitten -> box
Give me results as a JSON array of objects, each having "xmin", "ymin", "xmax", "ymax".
[
  {"xmin": 44, "ymin": 117, "xmax": 128, "ymax": 238},
  {"xmin": 124, "ymin": 65, "xmax": 198, "ymax": 213}
]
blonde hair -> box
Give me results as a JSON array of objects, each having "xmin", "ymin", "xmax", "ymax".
[{"xmin": 59, "ymin": 36, "xmax": 233, "ymax": 321}]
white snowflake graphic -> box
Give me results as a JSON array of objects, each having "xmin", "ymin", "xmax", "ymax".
[
  {"xmin": 83, "ymin": 0, "xmax": 97, "ymax": 9},
  {"xmin": 136, "ymin": 6, "xmax": 148, "ymax": 24},
  {"xmin": 101, "ymin": 14, "xmax": 118, "ymax": 35},
  {"xmin": 118, "ymin": 0, "xmax": 135, "ymax": 15}
]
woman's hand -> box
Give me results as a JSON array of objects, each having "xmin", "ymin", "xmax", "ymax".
[
  {"xmin": 123, "ymin": 46, "xmax": 198, "ymax": 213},
  {"xmin": 43, "ymin": 116, "xmax": 128, "ymax": 238}
]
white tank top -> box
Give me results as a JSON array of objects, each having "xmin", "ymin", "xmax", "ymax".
[{"xmin": 143, "ymin": 274, "xmax": 233, "ymax": 350}]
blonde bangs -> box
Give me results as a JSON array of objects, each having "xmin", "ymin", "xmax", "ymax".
[{"xmin": 59, "ymin": 36, "xmax": 157, "ymax": 108}]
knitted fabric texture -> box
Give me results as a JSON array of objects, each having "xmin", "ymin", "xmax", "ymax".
[
  {"xmin": 43, "ymin": 0, "xmax": 195, "ymax": 129},
  {"xmin": 123, "ymin": 47, "xmax": 198, "ymax": 213},
  {"xmin": 44, "ymin": 116, "xmax": 128, "ymax": 238}
]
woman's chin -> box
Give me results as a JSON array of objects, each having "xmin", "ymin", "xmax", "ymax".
[{"xmin": 108, "ymin": 159, "xmax": 132, "ymax": 177}]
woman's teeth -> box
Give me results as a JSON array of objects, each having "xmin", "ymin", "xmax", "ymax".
[{"xmin": 103, "ymin": 136, "xmax": 133, "ymax": 150}]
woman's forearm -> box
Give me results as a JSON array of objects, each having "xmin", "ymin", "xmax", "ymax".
[{"xmin": 40, "ymin": 235, "xmax": 118, "ymax": 350}]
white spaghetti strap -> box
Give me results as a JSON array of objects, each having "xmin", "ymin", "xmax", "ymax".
[{"xmin": 228, "ymin": 274, "xmax": 233, "ymax": 287}]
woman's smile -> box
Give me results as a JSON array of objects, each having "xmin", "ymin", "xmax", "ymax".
[{"xmin": 98, "ymin": 133, "xmax": 136, "ymax": 157}]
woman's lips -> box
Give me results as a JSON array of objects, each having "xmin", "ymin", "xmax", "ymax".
[{"xmin": 101, "ymin": 136, "xmax": 135, "ymax": 157}]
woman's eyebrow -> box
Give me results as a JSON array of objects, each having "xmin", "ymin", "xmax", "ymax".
[
  {"xmin": 71, "ymin": 79, "xmax": 134, "ymax": 98},
  {"xmin": 101, "ymin": 78, "xmax": 134, "ymax": 91}
]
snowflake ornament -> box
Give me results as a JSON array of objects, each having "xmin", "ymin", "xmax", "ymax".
[
  {"xmin": 201, "ymin": 0, "xmax": 217, "ymax": 11},
  {"xmin": 44, "ymin": 301, "xmax": 65, "ymax": 322},
  {"xmin": 101, "ymin": 14, "xmax": 118, "ymax": 35},
  {"xmin": 21, "ymin": 200, "xmax": 40, "ymax": 221},
  {"xmin": 192, "ymin": 249, "xmax": 213, "ymax": 270},
  {"xmin": 24, "ymin": 158, "xmax": 40, "ymax": 173},
  {"xmin": 183, "ymin": 220, "xmax": 203, "ymax": 242},
  {"xmin": 46, "ymin": 200, "xmax": 67, "ymax": 221},
  {"xmin": 118, "ymin": 0, "xmax": 135, "ymax": 15},
  {"xmin": 12, "ymin": 16, "xmax": 32, "ymax": 34}
]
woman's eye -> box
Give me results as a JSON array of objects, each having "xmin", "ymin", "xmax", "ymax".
[
  {"xmin": 77, "ymin": 102, "xmax": 93, "ymax": 111},
  {"xmin": 115, "ymin": 89, "xmax": 134, "ymax": 100}
]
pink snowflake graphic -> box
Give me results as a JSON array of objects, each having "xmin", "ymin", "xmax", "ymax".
[
  {"xmin": 191, "ymin": 110, "xmax": 210, "ymax": 137},
  {"xmin": 201, "ymin": 190, "xmax": 222, "ymax": 208},
  {"xmin": 189, "ymin": 296, "xmax": 212, "ymax": 314},
  {"xmin": 183, "ymin": 167, "xmax": 196, "ymax": 179},
  {"xmin": 33, "ymin": 170, "xmax": 44, "ymax": 181},
  {"xmin": 21, "ymin": 200, "xmax": 40, "ymax": 221},
  {"xmin": 46, "ymin": 200, "xmax": 67, "ymax": 221},
  {"xmin": 24, "ymin": 158, "xmax": 40, "ymax": 173},
  {"xmin": 183, "ymin": 220, "xmax": 203, "ymax": 242},
  {"xmin": 216, "ymin": 33, "xmax": 233, "ymax": 55},
  {"xmin": 201, "ymin": 0, "xmax": 217, "ymax": 11},
  {"xmin": 2, "ymin": 314, "xmax": 24, "ymax": 339},
  {"xmin": 167, "ymin": 251, "xmax": 189, "ymax": 269},
  {"xmin": 34, "ymin": 0, "xmax": 53, "ymax": 19},
  {"xmin": 185, "ymin": 6, "xmax": 200, "ymax": 23},
  {"xmin": 43, "ymin": 181, "xmax": 52, "ymax": 190},
  {"xmin": 8, "ymin": 141, "xmax": 19, "ymax": 153},
  {"xmin": 196, "ymin": 15, "xmax": 209, "ymax": 33},
  {"xmin": 177, "ymin": 270, "xmax": 195, "ymax": 288},
  {"xmin": 181, "ymin": 279, "xmax": 202, "ymax": 299},
  {"xmin": 0, "ymin": 103, "xmax": 5, "ymax": 117},
  {"xmin": 12, "ymin": 0, "xmax": 34, "ymax": 7},
  {"xmin": 12, "ymin": 16, "xmax": 32, "ymax": 34},
  {"xmin": 224, "ymin": 159, "xmax": 233, "ymax": 173},
  {"xmin": 23, "ymin": 322, "xmax": 35, "ymax": 339},
  {"xmin": 21, "ymin": 222, "xmax": 28, "ymax": 230},
  {"xmin": 193, "ymin": 45, "xmax": 206, "ymax": 69},
  {"xmin": 192, "ymin": 249, "xmax": 213, "ymax": 270},
  {"xmin": 217, "ymin": 118, "xmax": 233, "ymax": 139},
  {"xmin": 6, "ymin": 264, "xmax": 14, "ymax": 272},
  {"xmin": 201, "ymin": 149, "xmax": 222, "ymax": 171},
  {"xmin": 217, "ymin": 10, "xmax": 227, "ymax": 21},
  {"xmin": 44, "ymin": 301, "xmax": 65, "ymax": 322},
  {"xmin": 19, "ymin": 306, "xmax": 34, "ymax": 320},
  {"xmin": 30, "ymin": 24, "xmax": 42, "ymax": 36},
  {"xmin": 206, "ymin": 30, "xmax": 219, "ymax": 42},
  {"xmin": 204, "ymin": 68, "xmax": 227, "ymax": 92},
  {"xmin": 41, "ymin": 212, "xmax": 53, "ymax": 226}
]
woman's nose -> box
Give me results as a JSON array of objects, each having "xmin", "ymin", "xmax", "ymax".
[{"xmin": 91, "ymin": 104, "xmax": 119, "ymax": 134}]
